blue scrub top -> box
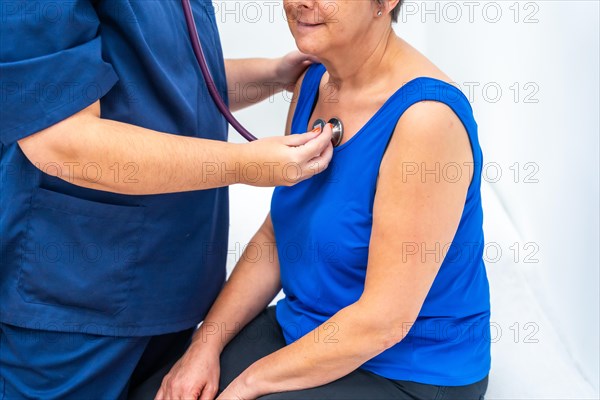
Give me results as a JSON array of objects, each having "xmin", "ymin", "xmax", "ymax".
[{"xmin": 0, "ymin": 1, "xmax": 230, "ymax": 336}]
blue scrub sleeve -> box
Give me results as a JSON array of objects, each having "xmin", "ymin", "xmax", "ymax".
[{"xmin": 0, "ymin": 1, "xmax": 119, "ymax": 146}]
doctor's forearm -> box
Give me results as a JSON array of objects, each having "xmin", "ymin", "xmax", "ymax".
[
  {"xmin": 17, "ymin": 101, "xmax": 326, "ymax": 194},
  {"xmin": 225, "ymin": 58, "xmax": 285, "ymax": 111},
  {"xmin": 18, "ymin": 108, "xmax": 248, "ymax": 195}
]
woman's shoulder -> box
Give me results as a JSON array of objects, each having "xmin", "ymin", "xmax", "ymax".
[
  {"xmin": 391, "ymin": 41, "xmax": 472, "ymax": 108},
  {"xmin": 391, "ymin": 48, "xmax": 473, "ymax": 119},
  {"xmin": 393, "ymin": 39, "xmax": 455, "ymax": 85}
]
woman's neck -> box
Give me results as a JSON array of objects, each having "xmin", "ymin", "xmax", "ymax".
[{"xmin": 320, "ymin": 29, "xmax": 403, "ymax": 92}]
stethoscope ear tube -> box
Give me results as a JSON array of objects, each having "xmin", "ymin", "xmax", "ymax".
[
  {"xmin": 183, "ymin": 0, "xmax": 344, "ymax": 147},
  {"xmin": 181, "ymin": 0, "xmax": 258, "ymax": 142}
]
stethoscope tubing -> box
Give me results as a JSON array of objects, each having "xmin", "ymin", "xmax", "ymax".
[
  {"xmin": 181, "ymin": 0, "xmax": 258, "ymax": 142},
  {"xmin": 182, "ymin": 0, "xmax": 344, "ymax": 146}
]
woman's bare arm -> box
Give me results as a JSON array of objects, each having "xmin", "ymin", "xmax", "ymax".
[{"xmin": 220, "ymin": 100, "xmax": 474, "ymax": 398}]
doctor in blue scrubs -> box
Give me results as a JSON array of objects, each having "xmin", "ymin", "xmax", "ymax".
[{"xmin": 0, "ymin": 1, "xmax": 333, "ymax": 398}]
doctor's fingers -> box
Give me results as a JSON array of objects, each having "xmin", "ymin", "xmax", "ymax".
[
  {"xmin": 307, "ymin": 140, "xmax": 334, "ymax": 175},
  {"xmin": 156, "ymin": 377, "xmax": 201, "ymax": 400},
  {"xmin": 285, "ymin": 123, "xmax": 333, "ymax": 149},
  {"xmin": 199, "ymin": 383, "xmax": 219, "ymax": 400},
  {"xmin": 303, "ymin": 123, "xmax": 334, "ymax": 157},
  {"xmin": 298, "ymin": 124, "xmax": 334, "ymax": 166}
]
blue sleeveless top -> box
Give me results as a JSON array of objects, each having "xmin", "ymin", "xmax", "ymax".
[{"xmin": 271, "ymin": 64, "xmax": 491, "ymax": 386}]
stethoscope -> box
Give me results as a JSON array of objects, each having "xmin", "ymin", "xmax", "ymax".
[{"xmin": 181, "ymin": 0, "xmax": 345, "ymax": 147}]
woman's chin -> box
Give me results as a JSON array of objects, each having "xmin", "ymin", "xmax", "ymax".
[{"xmin": 293, "ymin": 39, "xmax": 325, "ymax": 60}]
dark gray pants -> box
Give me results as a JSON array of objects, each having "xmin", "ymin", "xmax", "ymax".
[{"xmin": 131, "ymin": 307, "xmax": 488, "ymax": 399}]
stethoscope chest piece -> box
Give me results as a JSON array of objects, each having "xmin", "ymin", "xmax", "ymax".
[{"xmin": 312, "ymin": 117, "xmax": 344, "ymax": 147}]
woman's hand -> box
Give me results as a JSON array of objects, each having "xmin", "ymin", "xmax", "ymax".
[
  {"xmin": 216, "ymin": 373, "xmax": 258, "ymax": 400},
  {"xmin": 215, "ymin": 386, "xmax": 246, "ymax": 400},
  {"xmin": 155, "ymin": 343, "xmax": 221, "ymax": 400}
]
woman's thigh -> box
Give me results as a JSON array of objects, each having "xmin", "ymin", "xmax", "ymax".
[
  {"xmin": 219, "ymin": 306, "xmax": 288, "ymax": 391},
  {"xmin": 257, "ymin": 368, "xmax": 431, "ymax": 400},
  {"xmin": 423, "ymin": 375, "xmax": 488, "ymax": 400},
  {"xmin": 222, "ymin": 307, "xmax": 488, "ymax": 400},
  {"xmin": 257, "ymin": 374, "xmax": 488, "ymax": 400},
  {"xmin": 219, "ymin": 308, "xmax": 405, "ymax": 399}
]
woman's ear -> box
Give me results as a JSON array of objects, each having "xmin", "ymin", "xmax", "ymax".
[
  {"xmin": 376, "ymin": 0, "xmax": 402, "ymax": 19},
  {"xmin": 386, "ymin": 0, "xmax": 402, "ymax": 13}
]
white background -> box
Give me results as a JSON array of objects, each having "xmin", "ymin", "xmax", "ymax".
[{"xmin": 214, "ymin": 1, "xmax": 600, "ymax": 398}]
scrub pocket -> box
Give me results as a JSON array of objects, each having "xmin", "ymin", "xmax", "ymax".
[{"xmin": 18, "ymin": 188, "xmax": 145, "ymax": 316}]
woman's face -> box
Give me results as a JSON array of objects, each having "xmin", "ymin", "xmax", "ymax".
[{"xmin": 283, "ymin": 0, "xmax": 380, "ymax": 57}]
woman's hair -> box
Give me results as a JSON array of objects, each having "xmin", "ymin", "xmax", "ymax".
[{"xmin": 376, "ymin": 0, "xmax": 404, "ymax": 23}]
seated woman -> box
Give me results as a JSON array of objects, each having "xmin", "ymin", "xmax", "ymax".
[{"xmin": 153, "ymin": 0, "xmax": 490, "ymax": 398}]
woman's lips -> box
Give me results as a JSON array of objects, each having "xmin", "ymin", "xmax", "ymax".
[{"xmin": 296, "ymin": 21, "xmax": 325, "ymax": 31}]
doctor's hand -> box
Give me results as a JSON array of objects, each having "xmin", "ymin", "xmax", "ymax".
[
  {"xmin": 275, "ymin": 51, "xmax": 320, "ymax": 92},
  {"xmin": 155, "ymin": 342, "xmax": 220, "ymax": 400},
  {"xmin": 242, "ymin": 124, "xmax": 334, "ymax": 187}
]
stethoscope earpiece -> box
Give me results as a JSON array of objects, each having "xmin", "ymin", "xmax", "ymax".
[{"xmin": 312, "ymin": 118, "xmax": 344, "ymax": 147}]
